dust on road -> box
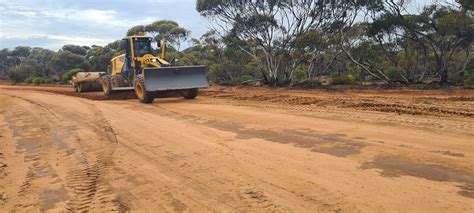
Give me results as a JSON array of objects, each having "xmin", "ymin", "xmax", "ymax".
[{"xmin": 0, "ymin": 85, "xmax": 473, "ymax": 212}]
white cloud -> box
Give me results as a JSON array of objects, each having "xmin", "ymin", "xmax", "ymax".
[
  {"xmin": 0, "ymin": 34, "xmax": 114, "ymax": 50},
  {"xmin": 0, "ymin": 1, "xmax": 160, "ymax": 49},
  {"xmin": 0, "ymin": 0, "xmax": 206, "ymax": 50}
]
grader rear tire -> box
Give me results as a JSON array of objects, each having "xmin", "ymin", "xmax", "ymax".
[
  {"xmin": 134, "ymin": 75, "xmax": 155, "ymax": 103},
  {"xmin": 111, "ymin": 75, "xmax": 125, "ymax": 89},
  {"xmin": 182, "ymin": 88, "xmax": 199, "ymax": 99}
]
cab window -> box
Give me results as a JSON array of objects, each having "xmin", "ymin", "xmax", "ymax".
[{"xmin": 134, "ymin": 39, "xmax": 152, "ymax": 57}]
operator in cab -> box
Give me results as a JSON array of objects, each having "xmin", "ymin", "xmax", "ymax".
[{"xmin": 135, "ymin": 39, "xmax": 152, "ymax": 57}]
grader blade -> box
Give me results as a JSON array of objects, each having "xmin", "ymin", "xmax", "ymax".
[{"xmin": 143, "ymin": 66, "xmax": 208, "ymax": 91}]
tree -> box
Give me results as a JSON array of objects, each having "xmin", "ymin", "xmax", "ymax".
[
  {"xmin": 370, "ymin": 3, "xmax": 473, "ymax": 84},
  {"xmin": 3, "ymin": 46, "xmax": 32, "ymax": 70},
  {"xmin": 145, "ymin": 20, "xmax": 190, "ymax": 51},
  {"xmin": 7, "ymin": 66, "xmax": 28, "ymax": 83},
  {"xmin": 86, "ymin": 45, "xmax": 115, "ymax": 72},
  {"xmin": 0, "ymin": 46, "xmax": 31, "ymax": 82},
  {"xmin": 197, "ymin": 0, "xmax": 380, "ymax": 85},
  {"xmin": 47, "ymin": 51, "xmax": 90, "ymax": 76},
  {"xmin": 126, "ymin": 25, "xmax": 146, "ymax": 36},
  {"xmin": 177, "ymin": 30, "xmax": 259, "ymax": 85},
  {"xmin": 457, "ymin": 0, "xmax": 474, "ymax": 11},
  {"xmin": 0, "ymin": 49, "xmax": 16, "ymax": 78},
  {"xmin": 11, "ymin": 46, "xmax": 31, "ymax": 60},
  {"xmin": 62, "ymin": 45, "xmax": 88, "ymax": 56},
  {"xmin": 106, "ymin": 40, "xmax": 122, "ymax": 51},
  {"xmin": 28, "ymin": 47, "xmax": 55, "ymax": 76},
  {"xmin": 294, "ymin": 30, "xmax": 341, "ymax": 79}
]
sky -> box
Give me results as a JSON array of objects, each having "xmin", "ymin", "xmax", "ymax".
[
  {"xmin": 0, "ymin": 0, "xmax": 208, "ymax": 51},
  {"xmin": 0, "ymin": 0, "xmax": 454, "ymax": 51}
]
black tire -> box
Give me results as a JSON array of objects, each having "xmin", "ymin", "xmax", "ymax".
[
  {"xmin": 101, "ymin": 76, "xmax": 112, "ymax": 96},
  {"xmin": 182, "ymin": 88, "xmax": 199, "ymax": 99},
  {"xmin": 111, "ymin": 75, "xmax": 125, "ymax": 89},
  {"xmin": 134, "ymin": 75, "xmax": 155, "ymax": 103}
]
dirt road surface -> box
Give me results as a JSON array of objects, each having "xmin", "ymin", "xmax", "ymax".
[{"xmin": 0, "ymin": 85, "xmax": 473, "ymax": 212}]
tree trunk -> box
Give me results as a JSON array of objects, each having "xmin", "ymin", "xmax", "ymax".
[
  {"xmin": 459, "ymin": 48, "xmax": 470, "ymax": 82},
  {"xmin": 440, "ymin": 68, "xmax": 449, "ymax": 85},
  {"xmin": 436, "ymin": 56, "xmax": 449, "ymax": 85},
  {"xmin": 341, "ymin": 46, "xmax": 387, "ymax": 82},
  {"xmin": 307, "ymin": 61, "xmax": 315, "ymax": 79}
]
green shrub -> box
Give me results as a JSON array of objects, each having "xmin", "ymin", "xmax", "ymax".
[
  {"xmin": 464, "ymin": 75, "xmax": 474, "ymax": 87},
  {"xmin": 292, "ymin": 68, "xmax": 307, "ymax": 82},
  {"xmin": 24, "ymin": 77, "xmax": 35, "ymax": 83},
  {"xmin": 8, "ymin": 69, "xmax": 27, "ymax": 83},
  {"xmin": 332, "ymin": 74, "xmax": 357, "ymax": 85},
  {"xmin": 32, "ymin": 77, "xmax": 43, "ymax": 85},
  {"xmin": 61, "ymin": 68, "xmax": 84, "ymax": 83},
  {"xmin": 385, "ymin": 67, "xmax": 401, "ymax": 81},
  {"xmin": 293, "ymin": 79, "xmax": 322, "ymax": 88},
  {"xmin": 450, "ymin": 71, "xmax": 465, "ymax": 85},
  {"xmin": 42, "ymin": 78, "xmax": 53, "ymax": 84},
  {"xmin": 240, "ymin": 75, "xmax": 253, "ymax": 83},
  {"xmin": 413, "ymin": 84, "xmax": 429, "ymax": 89}
]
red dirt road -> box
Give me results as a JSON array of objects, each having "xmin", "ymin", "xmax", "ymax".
[{"xmin": 0, "ymin": 84, "xmax": 473, "ymax": 212}]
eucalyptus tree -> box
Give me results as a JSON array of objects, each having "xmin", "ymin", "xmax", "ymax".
[
  {"xmin": 126, "ymin": 25, "xmax": 146, "ymax": 36},
  {"xmin": 369, "ymin": 1, "xmax": 473, "ymax": 84},
  {"xmin": 145, "ymin": 20, "xmax": 190, "ymax": 51},
  {"xmin": 197, "ymin": 0, "xmax": 382, "ymax": 85}
]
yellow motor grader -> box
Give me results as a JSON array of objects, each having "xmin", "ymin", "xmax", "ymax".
[{"xmin": 74, "ymin": 34, "xmax": 208, "ymax": 103}]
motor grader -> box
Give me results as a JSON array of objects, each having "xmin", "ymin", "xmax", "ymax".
[{"xmin": 74, "ymin": 34, "xmax": 208, "ymax": 103}]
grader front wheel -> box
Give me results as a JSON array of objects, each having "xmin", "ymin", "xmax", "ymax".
[
  {"xmin": 134, "ymin": 75, "xmax": 155, "ymax": 103},
  {"xmin": 181, "ymin": 88, "xmax": 199, "ymax": 99}
]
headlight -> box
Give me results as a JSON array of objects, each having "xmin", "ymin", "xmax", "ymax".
[{"xmin": 152, "ymin": 58, "xmax": 157, "ymax": 62}]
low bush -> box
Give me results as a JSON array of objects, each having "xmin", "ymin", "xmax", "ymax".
[
  {"xmin": 464, "ymin": 75, "xmax": 474, "ymax": 87},
  {"xmin": 61, "ymin": 68, "xmax": 84, "ymax": 83},
  {"xmin": 24, "ymin": 77, "xmax": 35, "ymax": 83},
  {"xmin": 292, "ymin": 68, "xmax": 307, "ymax": 83},
  {"xmin": 42, "ymin": 78, "xmax": 53, "ymax": 84},
  {"xmin": 293, "ymin": 79, "xmax": 322, "ymax": 88},
  {"xmin": 240, "ymin": 75, "xmax": 253, "ymax": 83},
  {"xmin": 332, "ymin": 74, "xmax": 357, "ymax": 85},
  {"xmin": 32, "ymin": 77, "xmax": 43, "ymax": 85}
]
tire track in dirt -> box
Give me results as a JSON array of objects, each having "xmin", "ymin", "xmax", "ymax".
[
  {"xmin": 137, "ymin": 103, "xmax": 364, "ymax": 211},
  {"xmin": 0, "ymin": 94, "xmax": 127, "ymax": 212},
  {"xmin": 62, "ymin": 100, "xmax": 125, "ymax": 211},
  {"xmin": 1, "ymin": 98, "xmax": 64, "ymax": 211}
]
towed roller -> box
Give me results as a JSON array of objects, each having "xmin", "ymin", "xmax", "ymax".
[{"xmin": 72, "ymin": 72, "xmax": 104, "ymax": 93}]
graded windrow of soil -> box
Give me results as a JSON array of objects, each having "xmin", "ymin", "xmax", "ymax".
[{"xmin": 0, "ymin": 84, "xmax": 473, "ymax": 211}]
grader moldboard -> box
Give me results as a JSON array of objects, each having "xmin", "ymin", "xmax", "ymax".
[{"xmin": 73, "ymin": 34, "xmax": 208, "ymax": 103}]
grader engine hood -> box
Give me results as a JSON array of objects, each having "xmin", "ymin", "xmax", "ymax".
[{"xmin": 143, "ymin": 65, "xmax": 208, "ymax": 91}]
